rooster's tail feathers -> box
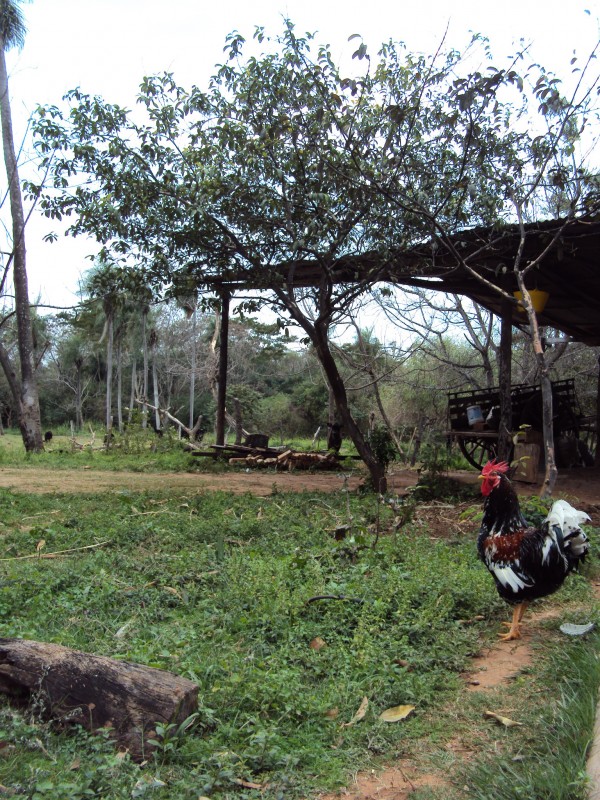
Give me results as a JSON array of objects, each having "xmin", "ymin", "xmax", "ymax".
[
  {"xmin": 544, "ymin": 499, "xmax": 590, "ymax": 562},
  {"xmin": 545, "ymin": 499, "xmax": 590, "ymax": 534},
  {"xmin": 566, "ymin": 529, "xmax": 589, "ymax": 558}
]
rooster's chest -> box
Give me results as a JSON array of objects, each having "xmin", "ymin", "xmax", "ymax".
[{"xmin": 479, "ymin": 530, "xmax": 528, "ymax": 566}]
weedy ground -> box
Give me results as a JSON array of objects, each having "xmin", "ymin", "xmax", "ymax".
[{"xmin": 0, "ymin": 437, "xmax": 597, "ymax": 799}]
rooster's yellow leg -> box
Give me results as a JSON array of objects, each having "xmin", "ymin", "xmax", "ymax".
[
  {"xmin": 498, "ymin": 602, "xmax": 528, "ymax": 641},
  {"xmin": 517, "ymin": 601, "xmax": 529, "ymax": 623}
]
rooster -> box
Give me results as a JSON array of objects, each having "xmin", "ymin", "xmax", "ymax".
[{"xmin": 478, "ymin": 460, "xmax": 590, "ymax": 641}]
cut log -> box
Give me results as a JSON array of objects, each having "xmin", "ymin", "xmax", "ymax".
[
  {"xmin": 285, "ymin": 451, "xmax": 340, "ymax": 470},
  {"xmin": 0, "ymin": 638, "xmax": 198, "ymax": 759},
  {"xmin": 276, "ymin": 449, "xmax": 293, "ymax": 463}
]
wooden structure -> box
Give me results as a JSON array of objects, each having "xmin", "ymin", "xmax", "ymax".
[
  {"xmin": 447, "ymin": 378, "xmax": 589, "ymax": 469},
  {"xmin": 201, "ymin": 215, "xmax": 600, "ymax": 455}
]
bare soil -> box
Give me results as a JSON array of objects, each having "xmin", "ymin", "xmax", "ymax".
[{"xmin": 0, "ymin": 465, "xmax": 597, "ymax": 505}]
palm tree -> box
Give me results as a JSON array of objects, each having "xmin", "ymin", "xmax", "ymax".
[
  {"xmin": 84, "ymin": 261, "xmax": 122, "ymax": 434},
  {"xmin": 0, "ymin": 0, "xmax": 43, "ymax": 451}
]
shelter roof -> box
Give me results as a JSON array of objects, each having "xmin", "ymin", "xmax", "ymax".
[
  {"xmin": 202, "ymin": 216, "xmax": 600, "ymax": 346},
  {"xmin": 389, "ymin": 216, "xmax": 600, "ymax": 346}
]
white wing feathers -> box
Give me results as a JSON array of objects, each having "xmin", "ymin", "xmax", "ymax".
[{"xmin": 490, "ymin": 563, "xmax": 533, "ymax": 594}]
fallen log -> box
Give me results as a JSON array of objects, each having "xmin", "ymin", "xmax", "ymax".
[{"xmin": 0, "ymin": 638, "xmax": 198, "ymax": 759}]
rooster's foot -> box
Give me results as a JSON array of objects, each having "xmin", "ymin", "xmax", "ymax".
[{"xmin": 498, "ymin": 627, "xmax": 521, "ymax": 641}]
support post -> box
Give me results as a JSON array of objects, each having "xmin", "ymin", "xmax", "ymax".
[
  {"xmin": 215, "ymin": 289, "xmax": 230, "ymax": 446},
  {"xmin": 596, "ymin": 354, "xmax": 600, "ymax": 467},
  {"xmin": 498, "ymin": 297, "xmax": 513, "ymax": 462}
]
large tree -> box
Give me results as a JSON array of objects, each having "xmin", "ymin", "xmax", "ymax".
[
  {"xmin": 0, "ymin": 0, "xmax": 43, "ymax": 450},
  {"xmin": 30, "ymin": 23, "xmax": 599, "ymax": 489}
]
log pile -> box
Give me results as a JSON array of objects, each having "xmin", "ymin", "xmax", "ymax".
[
  {"xmin": 229, "ymin": 448, "xmax": 341, "ymax": 470},
  {"xmin": 0, "ymin": 638, "xmax": 198, "ymax": 759}
]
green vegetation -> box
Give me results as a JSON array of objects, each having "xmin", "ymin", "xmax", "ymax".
[
  {"xmin": 0, "ymin": 478, "xmax": 597, "ymax": 799},
  {"xmin": 461, "ymin": 630, "xmax": 600, "ymax": 800}
]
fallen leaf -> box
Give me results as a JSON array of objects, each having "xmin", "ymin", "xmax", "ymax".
[
  {"xmin": 342, "ymin": 696, "xmax": 369, "ymax": 727},
  {"xmin": 379, "ymin": 704, "xmax": 415, "ymax": 722},
  {"xmin": 233, "ymin": 779, "xmax": 266, "ymax": 790},
  {"xmin": 132, "ymin": 776, "xmax": 166, "ymax": 797},
  {"xmin": 115, "ymin": 619, "xmax": 135, "ymax": 639},
  {"xmin": 310, "ymin": 636, "xmax": 327, "ymax": 650},
  {"xmin": 484, "ymin": 710, "xmax": 523, "ymax": 727}
]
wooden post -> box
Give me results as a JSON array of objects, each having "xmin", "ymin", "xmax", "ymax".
[
  {"xmin": 498, "ymin": 297, "xmax": 513, "ymax": 462},
  {"xmin": 215, "ymin": 289, "xmax": 230, "ymax": 447},
  {"xmin": 595, "ymin": 354, "xmax": 600, "ymax": 467}
]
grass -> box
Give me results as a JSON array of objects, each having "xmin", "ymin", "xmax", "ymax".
[
  {"xmin": 460, "ymin": 629, "xmax": 600, "ymax": 799},
  {"xmin": 0, "ymin": 428, "xmax": 366, "ymax": 475},
  {"xmin": 0, "ymin": 458, "xmax": 596, "ymax": 798}
]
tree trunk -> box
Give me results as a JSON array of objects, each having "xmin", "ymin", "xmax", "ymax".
[
  {"xmin": 105, "ymin": 312, "xmax": 114, "ymax": 432},
  {"xmin": 151, "ymin": 340, "xmax": 160, "ymax": 431},
  {"xmin": 497, "ymin": 301, "xmax": 513, "ymax": 462},
  {"xmin": 215, "ymin": 290, "xmax": 230, "ymax": 446},
  {"xmin": 189, "ymin": 304, "xmax": 197, "ymax": 429},
  {"xmin": 233, "ymin": 396, "xmax": 243, "ymax": 444},
  {"xmin": 141, "ymin": 309, "xmax": 149, "ymax": 428},
  {"xmin": 128, "ymin": 359, "xmax": 136, "ymax": 425},
  {"xmin": 116, "ymin": 333, "xmax": 123, "ymax": 431},
  {"xmin": 312, "ymin": 323, "xmax": 387, "ymax": 492},
  {"xmin": 369, "ymin": 367, "xmax": 405, "ymax": 460},
  {"xmin": 515, "ymin": 278, "xmax": 556, "ymax": 496},
  {"xmin": 0, "ymin": 638, "xmax": 198, "ymax": 761},
  {"xmin": 74, "ymin": 357, "xmax": 84, "ymax": 430},
  {"xmin": 0, "ymin": 46, "xmax": 42, "ymax": 452}
]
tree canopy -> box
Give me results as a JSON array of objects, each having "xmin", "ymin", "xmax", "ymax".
[
  {"xmin": 31, "ymin": 23, "xmax": 599, "ymax": 300},
  {"xmin": 28, "ymin": 21, "xmax": 600, "ymax": 487}
]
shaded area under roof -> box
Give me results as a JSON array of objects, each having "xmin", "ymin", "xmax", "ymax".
[
  {"xmin": 199, "ymin": 216, "xmax": 600, "ymax": 346},
  {"xmin": 388, "ymin": 217, "xmax": 600, "ymax": 346}
]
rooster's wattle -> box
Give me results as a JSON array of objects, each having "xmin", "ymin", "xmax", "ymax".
[{"xmin": 478, "ymin": 460, "xmax": 590, "ymax": 641}]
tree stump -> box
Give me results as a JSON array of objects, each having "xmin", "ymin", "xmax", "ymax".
[{"xmin": 0, "ymin": 638, "xmax": 198, "ymax": 759}]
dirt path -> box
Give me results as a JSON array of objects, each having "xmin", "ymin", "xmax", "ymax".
[
  {"xmin": 320, "ymin": 602, "xmax": 590, "ymax": 800},
  {"xmin": 0, "ymin": 465, "xmax": 598, "ymax": 504},
  {"xmin": 0, "ymin": 467, "xmax": 366, "ymax": 495}
]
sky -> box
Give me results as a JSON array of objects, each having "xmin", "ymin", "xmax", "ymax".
[{"xmin": 3, "ymin": 0, "xmax": 600, "ymax": 313}]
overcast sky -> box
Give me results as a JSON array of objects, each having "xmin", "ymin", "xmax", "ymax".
[{"xmin": 4, "ymin": 0, "xmax": 600, "ymax": 311}]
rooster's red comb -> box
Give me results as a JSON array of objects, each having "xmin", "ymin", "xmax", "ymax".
[{"xmin": 481, "ymin": 459, "xmax": 510, "ymax": 476}]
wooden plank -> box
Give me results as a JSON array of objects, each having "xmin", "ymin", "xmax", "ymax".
[{"xmin": 513, "ymin": 443, "xmax": 540, "ymax": 482}]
